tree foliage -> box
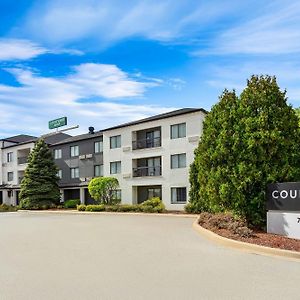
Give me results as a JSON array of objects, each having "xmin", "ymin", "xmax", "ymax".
[
  {"xmin": 88, "ymin": 177, "xmax": 120, "ymax": 204},
  {"xmin": 294, "ymin": 107, "xmax": 300, "ymax": 126},
  {"xmin": 189, "ymin": 75, "xmax": 300, "ymax": 226},
  {"xmin": 19, "ymin": 139, "xmax": 60, "ymax": 209}
]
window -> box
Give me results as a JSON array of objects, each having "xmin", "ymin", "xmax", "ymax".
[
  {"xmin": 70, "ymin": 145, "xmax": 79, "ymax": 157},
  {"xmin": 147, "ymin": 188, "xmax": 161, "ymax": 199},
  {"xmin": 110, "ymin": 161, "xmax": 121, "ymax": 174},
  {"xmin": 7, "ymin": 152, "xmax": 13, "ymax": 162},
  {"xmin": 54, "ymin": 149, "xmax": 62, "ymax": 159},
  {"xmin": 112, "ymin": 189, "xmax": 122, "ymax": 201},
  {"xmin": 171, "ymin": 187, "xmax": 187, "ymax": 203},
  {"xmin": 94, "ymin": 165, "xmax": 104, "ymax": 177},
  {"xmin": 7, "ymin": 172, "xmax": 13, "ymax": 182},
  {"xmin": 57, "ymin": 170, "xmax": 62, "ymax": 179},
  {"xmin": 171, "ymin": 123, "xmax": 186, "ymax": 139},
  {"xmin": 110, "ymin": 135, "xmax": 121, "ymax": 149},
  {"xmin": 70, "ymin": 167, "xmax": 79, "ymax": 178},
  {"xmin": 94, "ymin": 141, "xmax": 103, "ymax": 153},
  {"xmin": 171, "ymin": 153, "xmax": 186, "ymax": 169}
]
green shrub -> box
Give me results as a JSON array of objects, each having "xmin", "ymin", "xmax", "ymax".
[
  {"xmin": 19, "ymin": 199, "xmax": 56, "ymax": 210},
  {"xmin": 104, "ymin": 205, "xmax": 120, "ymax": 212},
  {"xmin": 0, "ymin": 204, "xmax": 18, "ymax": 212},
  {"xmin": 117, "ymin": 204, "xmax": 140, "ymax": 212},
  {"xmin": 85, "ymin": 204, "xmax": 105, "ymax": 212},
  {"xmin": 88, "ymin": 177, "xmax": 120, "ymax": 204},
  {"xmin": 139, "ymin": 197, "xmax": 165, "ymax": 213},
  {"xmin": 77, "ymin": 204, "xmax": 86, "ymax": 211},
  {"xmin": 185, "ymin": 201, "xmax": 203, "ymax": 213},
  {"xmin": 64, "ymin": 199, "xmax": 80, "ymax": 209}
]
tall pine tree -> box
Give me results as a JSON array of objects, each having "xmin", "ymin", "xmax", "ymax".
[{"xmin": 19, "ymin": 139, "xmax": 60, "ymax": 209}]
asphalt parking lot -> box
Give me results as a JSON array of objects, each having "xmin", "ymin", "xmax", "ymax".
[{"xmin": 0, "ymin": 211, "xmax": 299, "ymax": 300}]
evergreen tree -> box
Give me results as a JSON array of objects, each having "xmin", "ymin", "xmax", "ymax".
[
  {"xmin": 189, "ymin": 75, "xmax": 300, "ymax": 226},
  {"xmin": 19, "ymin": 139, "xmax": 60, "ymax": 209}
]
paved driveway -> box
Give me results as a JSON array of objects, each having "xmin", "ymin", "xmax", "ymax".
[{"xmin": 0, "ymin": 212, "xmax": 299, "ymax": 300}]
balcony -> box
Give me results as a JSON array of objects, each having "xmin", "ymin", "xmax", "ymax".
[
  {"xmin": 18, "ymin": 156, "xmax": 28, "ymax": 165},
  {"xmin": 132, "ymin": 127, "xmax": 161, "ymax": 150},
  {"xmin": 132, "ymin": 137, "xmax": 161, "ymax": 150},
  {"xmin": 133, "ymin": 166, "xmax": 161, "ymax": 177}
]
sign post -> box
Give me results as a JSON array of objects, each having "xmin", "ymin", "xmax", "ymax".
[
  {"xmin": 267, "ymin": 182, "xmax": 300, "ymax": 239},
  {"xmin": 49, "ymin": 117, "xmax": 67, "ymax": 130}
]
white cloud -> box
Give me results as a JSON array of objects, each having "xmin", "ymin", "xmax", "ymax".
[
  {"xmin": 0, "ymin": 63, "xmax": 175, "ymax": 138},
  {"xmin": 19, "ymin": 0, "xmax": 240, "ymax": 46},
  {"xmin": 196, "ymin": 1, "xmax": 300, "ymax": 55},
  {"xmin": 0, "ymin": 39, "xmax": 47, "ymax": 61},
  {"xmin": 204, "ymin": 59, "xmax": 300, "ymax": 105}
]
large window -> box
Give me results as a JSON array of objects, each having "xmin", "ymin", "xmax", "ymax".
[
  {"xmin": 70, "ymin": 167, "xmax": 79, "ymax": 178},
  {"xmin": 94, "ymin": 165, "xmax": 104, "ymax": 177},
  {"xmin": 54, "ymin": 149, "xmax": 62, "ymax": 159},
  {"xmin": 171, "ymin": 123, "xmax": 186, "ymax": 139},
  {"xmin": 147, "ymin": 188, "xmax": 161, "ymax": 199},
  {"xmin": 7, "ymin": 152, "xmax": 13, "ymax": 163},
  {"xmin": 57, "ymin": 170, "xmax": 62, "ymax": 179},
  {"xmin": 110, "ymin": 135, "xmax": 121, "ymax": 149},
  {"xmin": 112, "ymin": 189, "xmax": 122, "ymax": 201},
  {"xmin": 110, "ymin": 161, "xmax": 121, "ymax": 174},
  {"xmin": 171, "ymin": 153, "xmax": 186, "ymax": 169},
  {"xmin": 70, "ymin": 145, "xmax": 79, "ymax": 157},
  {"xmin": 7, "ymin": 172, "xmax": 14, "ymax": 182},
  {"xmin": 171, "ymin": 187, "xmax": 187, "ymax": 203},
  {"xmin": 94, "ymin": 141, "xmax": 103, "ymax": 153}
]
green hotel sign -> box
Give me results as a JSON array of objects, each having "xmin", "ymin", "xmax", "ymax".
[{"xmin": 49, "ymin": 117, "xmax": 67, "ymax": 129}]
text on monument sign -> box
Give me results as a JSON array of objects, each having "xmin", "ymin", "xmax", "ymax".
[{"xmin": 267, "ymin": 182, "xmax": 300, "ymax": 211}]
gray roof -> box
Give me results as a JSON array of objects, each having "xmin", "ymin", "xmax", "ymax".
[
  {"xmin": 51, "ymin": 131, "xmax": 103, "ymax": 146},
  {"xmin": 102, "ymin": 108, "xmax": 207, "ymax": 132},
  {"xmin": 43, "ymin": 133, "xmax": 72, "ymax": 145},
  {"xmin": 1, "ymin": 134, "xmax": 37, "ymax": 143},
  {"xmin": 1, "ymin": 133, "xmax": 71, "ymax": 149}
]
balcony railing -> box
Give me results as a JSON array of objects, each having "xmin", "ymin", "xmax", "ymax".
[
  {"xmin": 18, "ymin": 156, "xmax": 28, "ymax": 165},
  {"xmin": 132, "ymin": 137, "xmax": 161, "ymax": 150},
  {"xmin": 133, "ymin": 166, "xmax": 161, "ymax": 177}
]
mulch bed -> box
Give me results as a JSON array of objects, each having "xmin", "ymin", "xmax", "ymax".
[{"xmin": 201, "ymin": 224, "xmax": 300, "ymax": 252}]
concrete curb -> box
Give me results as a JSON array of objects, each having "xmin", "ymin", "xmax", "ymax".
[
  {"xmin": 193, "ymin": 219, "xmax": 300, "ymax": 261},
  {"xmin": 17, "ymin": 209, "xmax": 198, "ymax": 218}
]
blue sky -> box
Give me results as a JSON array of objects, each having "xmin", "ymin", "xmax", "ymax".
[{"xmin": 1, "ymin": 0, "xmax": 300, "ymax": 138}]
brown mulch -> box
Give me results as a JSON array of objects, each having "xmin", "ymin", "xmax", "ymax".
[{"xmin": 201, "ymin": 224, "xmax": 300, "ymax": 252}]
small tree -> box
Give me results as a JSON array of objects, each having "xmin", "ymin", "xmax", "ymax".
[
  {"xmin": 88, "ymin": 177, "xmax": 119, "ymax": 204},
  {"xmin": 19, "ymin": 139, "xmax": 60, "ymax": 209}
]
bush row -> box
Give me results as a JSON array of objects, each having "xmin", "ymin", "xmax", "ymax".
[
  {"xmin": 77, "ymin": 197, "xmax": 165, "ymax": 213},
  {"xmin": 0, "ymin": 204, "xmax": 18, "ymax": 212}
]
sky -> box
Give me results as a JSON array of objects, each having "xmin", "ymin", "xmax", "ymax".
[{"xmin": 1, "ymin": 0, "xmax": 300, "ymax": 138}]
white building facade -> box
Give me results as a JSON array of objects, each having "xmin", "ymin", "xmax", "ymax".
[
  {"xmin": 102, "ymin": 108, "xmax": 206, "ymax": 210},
  {"xmin": 0, "ymin": 109, "xmax": 206, "ymax": 210}
]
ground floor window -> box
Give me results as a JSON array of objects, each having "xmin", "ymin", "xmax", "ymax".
[
  {"xmin": 147, "ymin": 188, "xmax": 161, "ymax": 199},
  {"xmin": 112, "ymin": 189, "xmax": 121, "ymax": 201},
  {"xmin": 171, "ymin": 187, "xmax": 187, "ymax": 203}
]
